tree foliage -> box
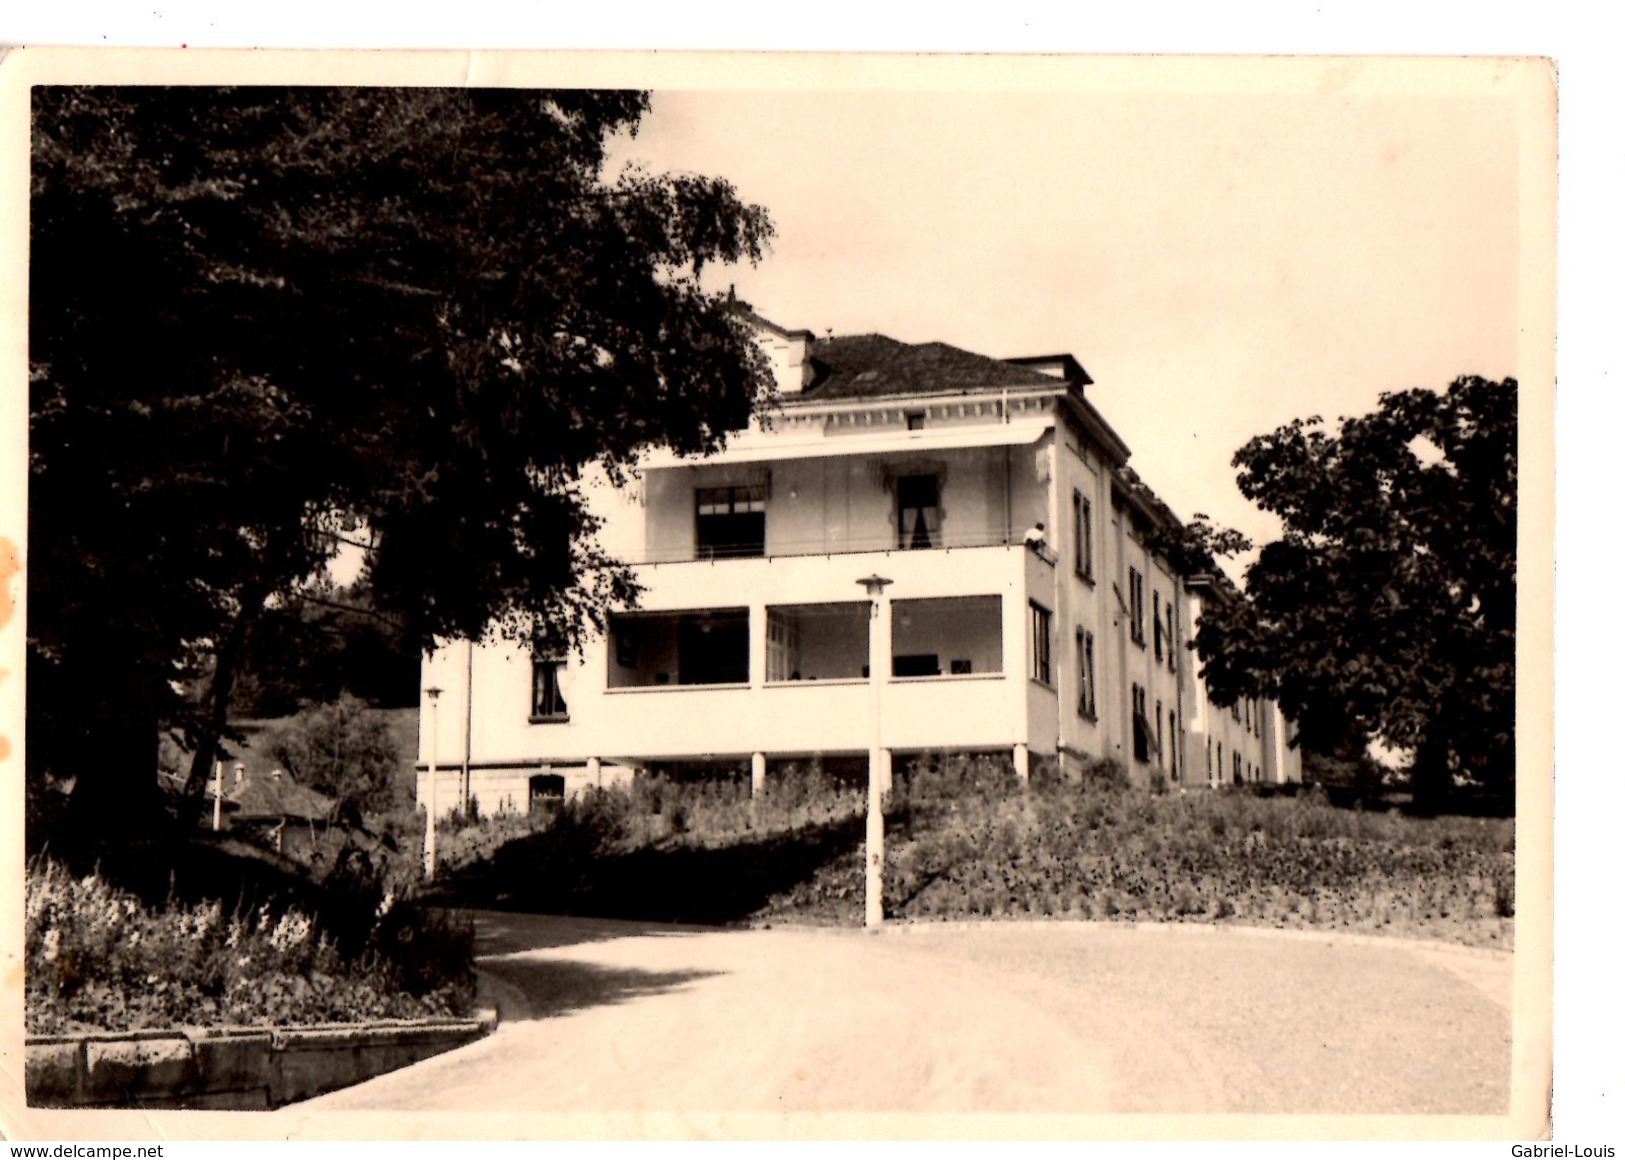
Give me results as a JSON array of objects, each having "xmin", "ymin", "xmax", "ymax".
[
  {"xmin": 229, "ymin": 582, "xmax": 421, "ymax": 719},
  {"xmin": 28, "ymin": 86, "xmax": 774, "ymax": 826},
  {"xmin": 263, "ymin": 696, "xmax": 406, "ymax": 823},
  {"xmin": 1192, "ymin": 376, "xmax": 1517, "ymax": 803}
]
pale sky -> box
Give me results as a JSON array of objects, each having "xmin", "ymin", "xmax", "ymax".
[{"xmin": 612, "ymin": 76, "xmax": 1527, "ymax": 574}]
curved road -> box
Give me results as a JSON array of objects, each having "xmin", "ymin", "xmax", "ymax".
[{"xmin": 291, "ymin": 912, "xmax": 1512, "ymax": 1119}]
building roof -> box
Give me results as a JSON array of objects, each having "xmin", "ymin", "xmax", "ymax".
[
  {"xmin": 1113, "ymin": 465, "xmax": 1184, "ymax": 533},
  {"xmin": 224, "ymin": 770, "xmax": 336, "ymax": 823},
  {"xmin": 800, "ymin": 334, "xmax": 1073, "ymax": 401},
  {"xmin": 1004, "ymin": 353, "xmax": 1094, "ymax": 387}
]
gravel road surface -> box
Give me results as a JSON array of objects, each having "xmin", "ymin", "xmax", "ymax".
[{"xmin": 294, "ymin": 912, "xmax": 1512, "ymax": 1119}]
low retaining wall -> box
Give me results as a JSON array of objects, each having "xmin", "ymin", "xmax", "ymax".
[{"xmin": 26, "ymin": 1012, "xmax": 496, "ymax": 1109}]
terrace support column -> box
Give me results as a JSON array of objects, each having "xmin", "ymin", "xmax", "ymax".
[
  {"xmin": 1013, "ymin": 742, "xmax": 1031, "ymax": 785},
  {"xmin": 748, "ymin": 604, "xmax": 768, "ymax": 688},
  {"xmin": 750, "ymin": 751, "xmax": 767, "ymax": 799},
  {"xmin": 587, "ymin": 756, "xmax": 602, "ymax": 789}
]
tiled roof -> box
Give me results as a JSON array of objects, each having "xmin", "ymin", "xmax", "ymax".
[
  {"xmin": 800, "ymin": 334, "xmax": 1069, "ymax": 402},
  {"xmin": 224, "ymin": 770, "xmax": 335, "ymax": 822}
]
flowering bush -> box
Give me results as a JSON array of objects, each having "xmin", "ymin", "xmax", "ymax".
[{"xmin": 25, "ymin": 859, "xmax": 474, "ymax": 1034}]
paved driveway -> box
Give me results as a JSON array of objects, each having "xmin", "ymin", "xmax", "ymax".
[{"xmin": 292, "ymin": 912, "xmax": 1512, "ymax": 1120}]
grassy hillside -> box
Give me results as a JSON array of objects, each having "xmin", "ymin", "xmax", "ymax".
[
  {"xmin": 762, "ymin": 761, "xmax": 1515, "ymax": 948},
  {"xmin": 435, "ymin": 756, "xmax": 1515, "ymax": 949}
]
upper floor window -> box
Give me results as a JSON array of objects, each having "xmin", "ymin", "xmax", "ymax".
[
  {"xmin": 530, "ymin": 657, "xmax": 570, "ymax": 722},
  {"xmin": 1128, "ymin": 568, "xmax": 1146, "ymax": 646},
  {"xmin": 1073, "ymin": 490, "xmax": 1094, "ymax": 581},
  {"xmin": 696, "ymin": 484, "xmax": 766, "ymax": 559},
  {"xmin": 1131, "ymin": 683, "xmax": 1153, "ymax": 763},
  {"xmin": 1166, "ymin": 601, "xmax": 1177, "ymax": 673},
  {"xmin": 1153, "ymin": 591, "xmax": 1164, "ymax": 662},
  {"xmin": 897, "ymin": 474, "xmax": 941, "ymax": 550},
  {"xmin": 906, "ymin": 411, "xmax": 926, "ymax": 431},
  {"xmin": 1077, "ymin": 628, "xmax": 1097, "ymax": 720},
  {"xmin": 1029, "ymin": 602, "xmax": 1053, "ymax": 685}
]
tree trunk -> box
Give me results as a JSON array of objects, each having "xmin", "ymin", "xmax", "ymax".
[
  {"xmin": 57, "ymin": 666, "xmax": 167, "ymax": 840},
  {"xmin": 1409, "ymin": 735, "xmax": 1452, "ymax": 817},
  {"xmin": 181, "ymin": 583, "xmax": 270, "ymax": 816}
]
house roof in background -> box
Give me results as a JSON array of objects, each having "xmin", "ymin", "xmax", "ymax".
[{"xmin": 224, "ymin": 770, "xmax": 335, "ymax": 822}]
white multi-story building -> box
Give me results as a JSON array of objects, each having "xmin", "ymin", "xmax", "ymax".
[{"xmin": 417, "ymin": 312, "xmax": 1300, "ymax": 811}]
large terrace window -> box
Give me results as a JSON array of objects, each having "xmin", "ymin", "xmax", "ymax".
[
  {"xmin": 766, "ymin": 603, "xmax": 870, "ymax": 682},
  {"xmin": 890, "ymin": 595, "xmax": 1002, "ymax": 677},
  {"xmin": 696, "ymin": 484, "xmax": 766, "ymax": 559},
  {"xmin": 608, "ymin": 608, "xmax": 750, "ymax": 687}
]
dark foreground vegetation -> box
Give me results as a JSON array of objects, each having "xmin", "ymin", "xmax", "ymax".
[
  {"xmin": 25, "ymin": 856, "xmax": 474, "ymax": 1035},
  {"xmin": 435, "ymin": 754, "xmax": 1515, "ymax": 950},
  {"xmin": 28, "ymin": 744, "xmax": 1512, "ymax": 1033},
  {"xmin": 27, "ymin": 701, "xmax": 478, "ymax": 1035}
]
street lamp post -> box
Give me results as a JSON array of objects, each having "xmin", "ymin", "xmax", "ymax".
[
  {"xmin": 857, "ymin": 573, "xmax": 893, "ymax": 930},
  {"xmin": 424, "ymin": 685, "xmax": 442, "ymax": 879}
]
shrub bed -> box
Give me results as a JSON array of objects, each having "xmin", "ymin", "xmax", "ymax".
[
  {"xmin": 433, "ymin": 765, "xmax": 867, "ymax": 923},
  {"xmin": 428, "ymin": 762, "xmax": 865, "ymax": 875},
  {"xmin": 25, "ymin": 859, "xmax": 475, "ymax": 1035}
]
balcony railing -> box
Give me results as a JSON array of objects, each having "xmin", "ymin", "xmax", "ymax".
[{"xmin": 634, "ymin": 526, "xmax": 1021, "ymax": 566}]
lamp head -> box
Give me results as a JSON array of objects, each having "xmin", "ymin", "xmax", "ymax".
[{"xmin": 855, "ymin": 574, "xmax": 894, "ymax": 600}]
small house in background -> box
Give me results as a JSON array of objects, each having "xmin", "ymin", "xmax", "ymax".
[
  {"xmin": 418, "ymin": 309, "xmax": 1302, "ymax": 811},
  {"xmin": 218, "ymin": 766, "xmax": 337, "ymax": 860}
]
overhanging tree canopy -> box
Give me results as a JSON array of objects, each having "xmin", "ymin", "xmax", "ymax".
[
  {"xmin": 1190, "ymin": 376, "xmax": 1517, "ymax": 803},
  {"xmin": 29, "ymin": 86, "xmax": 775, "ymax": 825}
]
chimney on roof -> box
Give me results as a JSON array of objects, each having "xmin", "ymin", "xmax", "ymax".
[
  {"xmin": 748, "ymin": 314, "xmax": 815, "ymax": 396},
  {"xmin": 234, "ymin": 764, "xmax": 244, "ymax": 785}
]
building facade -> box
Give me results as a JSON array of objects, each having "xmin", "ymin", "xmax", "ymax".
[{"xmin": 417, "ymin": 313, "xmax": 1300, "ymax": 811}]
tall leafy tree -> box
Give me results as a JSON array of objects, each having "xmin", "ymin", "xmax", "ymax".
[
  {"xmin": 1191, "ymin": 376, "xmax": 1517, "ymax": 806},
  {"xmin": 29, "ymin": 87, "xmax": 774, "ymax": 828}
]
